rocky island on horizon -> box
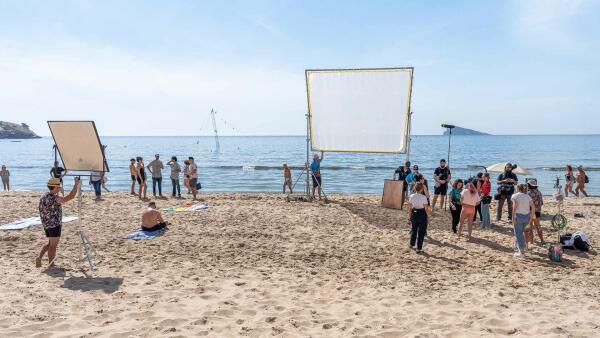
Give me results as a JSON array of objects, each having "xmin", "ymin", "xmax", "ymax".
[
  {"xmin": 442, "ymin": 126, "xmax": 490, "ymax": 136},
  {"xmin": 0, "ymin": 121, "xmax": 41, "ymax": 139}
]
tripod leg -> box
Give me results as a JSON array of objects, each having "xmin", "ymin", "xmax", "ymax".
[{"xmin": 80, "ymin": 231, "xmax": 94, "ymax": 272}]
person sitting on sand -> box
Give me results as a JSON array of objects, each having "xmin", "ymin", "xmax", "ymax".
[
  {"xmin": 526, "ymin": 179, "xmax": 545, "ymax": 245},
  {"xmin": 457, "ymin": 182, "xmax": 480, "ymax": 240},
  {"xmin": 283, "ymin": 163, "xmax": 292, "ymax": 193},
  {"xmin": 575, "ymin": 166, "xmax": 589, "ymax": 197},
  {"xmin": 129, "ymin": 158, "xmax": 137, "ymax": 195},
  {"xmin": 36, "ymin": 177, "xmax": 81, "ymax": 268},
  {"xmin": 511, "ymin": 184, "xmax": 535, "ymax": 258},
  {"xmin": 407, "ymin": 182, "xmax": 430, "ymax": 254},
  {"xmin": 310, "ymin": 152, "xmax": 324, "ymax": 199},
  {"xmin": 141, "ymin": 202, "xmax": 168, "ymax": 232},
  {"xmin": 1, "ymin": 165, "xmax": 9, "ymax": 191}
]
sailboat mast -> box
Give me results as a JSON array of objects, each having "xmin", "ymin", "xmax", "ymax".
[{"xmin": 211, "ymin": 109, "xmax": 220, "ymax": 152}]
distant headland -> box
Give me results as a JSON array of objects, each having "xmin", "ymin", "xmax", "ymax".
[
  {"xmin": 0, "ymin": 121, "xmax": 41, "ymax": 139},
  {"xmin": 443, "ymin": 126, "xmax": 490, "ymax": 136}
]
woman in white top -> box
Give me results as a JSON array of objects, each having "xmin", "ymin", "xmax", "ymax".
[
  {"xmin": 407, "ymin": 182, "xmax": 430, "ymax": 254},
  {"xmin": 511, "ymin": 184, "xmax": 535, "ymax": 257}
]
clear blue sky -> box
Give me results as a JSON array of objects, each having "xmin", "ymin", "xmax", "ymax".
[{"xmin": 0, "ymin": 0, "xmax": 598, "ymax": 136}]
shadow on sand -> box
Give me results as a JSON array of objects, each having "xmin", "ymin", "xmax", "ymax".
[{"xmin": 61, "ymin": 276, "xmax": 124, "ymax": 294}]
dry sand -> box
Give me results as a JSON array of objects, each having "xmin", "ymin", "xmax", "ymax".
[{"xmin": 0, "ymin": 191, "xmax": 599, "ymax": 337}]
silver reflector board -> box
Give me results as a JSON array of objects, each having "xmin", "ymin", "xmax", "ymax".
[{"xmin": 48, "ymin": 121, "xmax": 108, "ymax": 172}]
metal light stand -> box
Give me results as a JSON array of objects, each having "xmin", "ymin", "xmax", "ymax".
[
  {"xmin": 441, "ymin": 124, "xmax": 455, "ymax": 211},
  {"xmin": 76, "ymin": 179, "xmax": 94, "ymax": 273}
]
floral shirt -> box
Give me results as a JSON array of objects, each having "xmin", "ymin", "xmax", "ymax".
[
  {"xmin": 528, "ymin": 188, "xmax": 543, "ymax": 213},
  {"xmin": 39, "ymin": 192, "xmax": 62, "ymax": 229}
]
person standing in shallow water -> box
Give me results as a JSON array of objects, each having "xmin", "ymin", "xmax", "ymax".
[
  {"xmin": 575, "ymin": 166, "xmax": 589, "ymax": 197},
  {"xmin": 283, "ymin": 163, "xmax": 292, "ymax": 193},
  {"xmin": 565, "ymin": 165, "xmax": 575, "ymax": 197},
  {"xmin": 1, "ymin": 165, "xmax": 9, "ymax": 191}
]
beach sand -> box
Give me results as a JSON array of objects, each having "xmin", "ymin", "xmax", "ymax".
[{"xmin": 0, "ymin": 191, "xmax": 599, "ymax": 337}]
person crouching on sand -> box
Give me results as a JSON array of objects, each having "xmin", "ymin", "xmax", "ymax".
[
  {"xmin": 36, "ymin": 177, "xmax": 80, "ymax": 268},
  {"xmin": 457, "ymin": 182, "xmax": 480, "ymax": 240},
  {"xmin": 142, "ymin": 202, "xmax": 169, "ymax": 232},
  {"xmin": 283, "ymin": 163, "xmax": 292, "ymax": 193},
  {"xmin": 511, "ymin": 184, "xmax": 535, "ymax": 258},
  {"xmin": 407, "ymin": 182, "xmax": 430, "ymax": 254}
]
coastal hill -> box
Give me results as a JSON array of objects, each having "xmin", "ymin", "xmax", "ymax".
[
  {"xmin": 443, "ymin": 126, "xmax": 489, "ymax": 135},
  {"xmin": 0, "ymin": 121, "xmax": 41, "ymax": 139}
]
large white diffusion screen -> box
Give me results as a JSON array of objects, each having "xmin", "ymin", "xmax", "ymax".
[
  {"xmin": 306, "ymin": 68, "xmax": 413, "ymax": 153},
  {"xmin": 48, "ymin": 121, "xmax": 107, "ymax": 172}
]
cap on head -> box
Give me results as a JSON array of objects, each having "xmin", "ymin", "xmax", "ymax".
[
  {"xmin": 440, "ymin": 159, "xmax": 446, "ymax": 163},
  {"xmin": 47, "ymin": 177, "xmax": 61, "ymax": 187},
  {"xmin": 413, "ymin": 165, "xmax": 419, "ymax": 170}
]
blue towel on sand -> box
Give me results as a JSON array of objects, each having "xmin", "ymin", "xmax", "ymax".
[{"xmin": 124, "ymin": 229, "xmax": 163, "ymax": 240}]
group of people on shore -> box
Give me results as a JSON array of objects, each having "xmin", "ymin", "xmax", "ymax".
[
  {"xmin": 403, "ymin": 161, "xmax": 586, "ymax": 258},
  {"xmin": 128, "ymin": 154, "xmax": 200, "ymax": 200}
]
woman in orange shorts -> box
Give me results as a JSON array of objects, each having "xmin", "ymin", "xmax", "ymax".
[{"xmin": 457, "ymin": 182, "xmax": 481, "ymax": 240}]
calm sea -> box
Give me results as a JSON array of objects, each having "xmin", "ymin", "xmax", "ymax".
[{"xmin": 1, "ymin": 135, "xmax": 599, "ymax": 195}]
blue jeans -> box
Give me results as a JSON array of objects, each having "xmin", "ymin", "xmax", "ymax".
[
  {"xmin": 481, "ymin": 202, "xmax": 491, "ymax": 228},
  {"xmin": 513, "ymin": 213, "xmax": 530, "ymax": 249},
  {"xmin": 152, "ymin": 177, "xmax": 162, "ymax": 196},
  {"xmin": 91, "ymin": 180, "xmax": 101, "ymax": 197},
  {"xmin": 171, "ymin": 179, "xmax": 180, "ymax": 196}
]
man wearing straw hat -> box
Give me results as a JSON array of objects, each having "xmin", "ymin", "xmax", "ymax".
[{"xmin": 36, "ymin": 177, "xmax": 80, "ymax": 268}]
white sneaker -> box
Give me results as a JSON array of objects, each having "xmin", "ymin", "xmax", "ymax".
[{"xmin": 514, "ymin": 252, "xmax": 525, "ymax": 258}]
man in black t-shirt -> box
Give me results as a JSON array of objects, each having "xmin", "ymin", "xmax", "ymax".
[
  {"xmin": 432, "ymin": 159, "xmax": 451, "ymax": 211},
  {"xmin": 496, "ymin": 163, "xmax": 518, "ymax": 223},
  {"xmin": 394, "ymin": 161, "xmax": 412, "ymax": 191}
]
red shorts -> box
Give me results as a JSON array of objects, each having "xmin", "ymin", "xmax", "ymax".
[{"xmin": 462, "ymin": 205, "xmax": 475, "ymax": 216}]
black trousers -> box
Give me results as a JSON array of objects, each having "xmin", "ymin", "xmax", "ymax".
[
  {"xmin": 473, "ymin": 203, "xmax": 482, "ymax": 221},
  {"xmin": 152, "ymin": 177, "xmax": 162, "ymax": 196},
  {"xmin": 410, "ymin": 209, "xmax": 428, "ymax": 250},
  {"xmin": 450, "ymin": 204, "xmax": 462, "ymax": 233}
]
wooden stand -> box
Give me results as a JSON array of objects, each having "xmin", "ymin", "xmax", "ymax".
[{"xmin": 382, "ymin": 179, "xmax": 405, "ymax": 210}]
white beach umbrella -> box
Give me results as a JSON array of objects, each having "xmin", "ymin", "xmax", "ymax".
[{"xmin": 486, "ymin": 163, "xmax": 531, "ymax": 176}]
